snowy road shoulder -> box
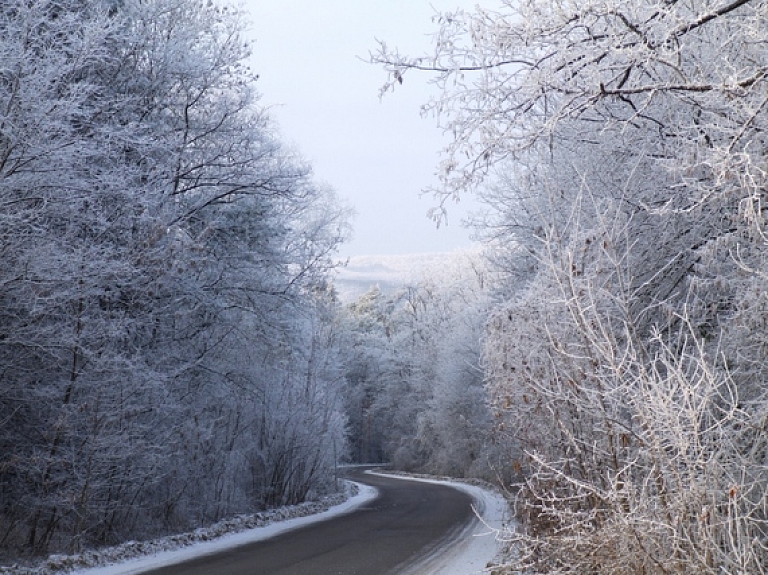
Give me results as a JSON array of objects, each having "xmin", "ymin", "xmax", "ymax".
[
  {"xmin": 368, "ymin": 471, "xmax": 513, "ymax": 575},
  {"xmin": 63, "ymin": 482, "xmax": 378, "ymax": 575},
  {"xmin": 15, "ymin": 472, "xmax": 511, "ymax": 575}
]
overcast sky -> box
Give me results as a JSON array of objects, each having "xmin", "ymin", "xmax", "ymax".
[{"xmin": 241, "ymin": 1, "xmax": 484, "ymax": 257}]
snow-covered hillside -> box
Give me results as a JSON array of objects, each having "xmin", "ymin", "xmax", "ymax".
[{"xmin": 333, "ymin": 249, "xmax": 483, "ymax": 302}]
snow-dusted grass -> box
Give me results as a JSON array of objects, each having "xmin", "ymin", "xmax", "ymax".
[
  {"xmin": 0, "ymin": 482, "xmax": 376, "ymax": 575},
  {"xmin": 367, "ymin": 471, "xmax": 513, "ymax": 575}
]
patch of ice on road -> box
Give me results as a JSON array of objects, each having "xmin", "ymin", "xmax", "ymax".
[
  {"xmin": 57, "ymin": 482, "xmax": 377, "ymax": 575},
  {"xmin": 368, "ymin": 471, "xmax": 514, "ymax": 575}
]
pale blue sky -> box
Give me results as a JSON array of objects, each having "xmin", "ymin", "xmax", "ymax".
[{"xmin": 241, "ymin": 1, "xmax": 484, "ymax": 257}]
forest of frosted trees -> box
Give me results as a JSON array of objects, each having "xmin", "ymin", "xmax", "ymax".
[
  {"xmin": 0, "ymin": 0, "xmax": 350, "ymax": 558},
  {"xmin": 5, "ymin": 0, "xmax": 768, "ymax": 574},
  {"xmin": 373, "ymin": 0, "xmax": 768, "ymax": 573}
]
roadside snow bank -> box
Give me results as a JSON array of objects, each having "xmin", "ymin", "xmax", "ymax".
[
  {"xmin": 369, "ymin": 471, "xmax": 514, "ymax": 575},
  {"xmin": 1, "ymin": 482, "xmax": 377, "ymax": 575}
]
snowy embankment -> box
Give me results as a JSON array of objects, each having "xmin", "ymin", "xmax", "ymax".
[
  {"xmin": 0, "ymin": 482, "xmax": 377, "ymax": 575},
  {"xmin": 368, "ymin": 471, "xmax": 513, "ymax": 575}
]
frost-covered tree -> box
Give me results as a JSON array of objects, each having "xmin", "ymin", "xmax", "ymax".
[
  {"xmin": 0, "ymin": 0, "xmax": 350, "ymax": 559},
  {"xmin": 341, "ymin": 254, "xmax": 503, "ymax": 479},
  {"xmin": 341, "ymin": 286, "xmax": 398, "ymax": 463},
  {"xmin": 374, "ymin": 1, "xmax": 768, "ymax": 572},
  {"xmin": 374, "ymin": 0, "xmax": 768, "ymax": 212}
]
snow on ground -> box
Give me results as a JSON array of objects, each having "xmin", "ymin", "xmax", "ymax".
[
  {"xmin": 66, "ymin": 483, "xmax": 378, "ymax": 575},
  {"xmin": 368, "ymin": 472, "xmax": 514, "ymax": 575},
  {"xmin": 7, "ymin": 471, "xmax": 512, "ymax": 575},
  {"xmin": 0, "ymin": 483, "xmax": 376, "ymax": 575}
]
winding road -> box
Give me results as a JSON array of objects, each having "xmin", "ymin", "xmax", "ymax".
[{"xmin": 140, "ymin": 468, "xmax": 477, "ymax": 575}]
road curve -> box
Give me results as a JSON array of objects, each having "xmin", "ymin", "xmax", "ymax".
[{"xmin": 140, "ymin": 468, "xmax": 476, "ymax": 575}]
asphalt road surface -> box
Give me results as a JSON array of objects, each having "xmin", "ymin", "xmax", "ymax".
[{"xmin": 140, "ymin": 468, "xmax": 476, "ymax": 575}]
